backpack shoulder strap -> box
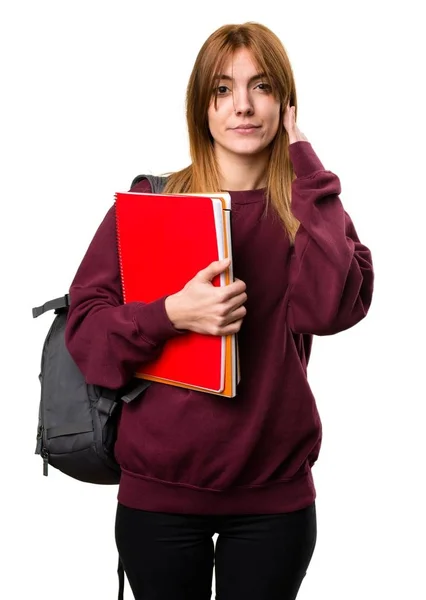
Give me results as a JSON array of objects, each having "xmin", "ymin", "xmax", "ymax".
[
  {"xmin": 32, "ymin": 294, "xmax": 70, "ymax": 318},
  {"xmin": 130, "ymin": 174, "xmax": 168, "ymax": 193}
]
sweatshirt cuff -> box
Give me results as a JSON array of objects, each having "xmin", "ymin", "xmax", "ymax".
[
  {"xmin": 132, "ymin": 297, "xmax": 184, "ymax": 345},
  {"xmin": 289, "ymin": 141, "xmax": 326, "ymax": 178}
]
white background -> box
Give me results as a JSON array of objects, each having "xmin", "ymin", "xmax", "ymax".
[{"xmin": 1, "ymin": 0, "xmax": 425, "ymax": 598}]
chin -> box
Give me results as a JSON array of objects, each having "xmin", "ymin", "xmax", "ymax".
[
  {"xmin": 220, "ymin": 137, "xmax": 265, "ymax": 152},
  {"xmin": 228, "ymin": 142, "xmax": 269, "ymax": 157}
]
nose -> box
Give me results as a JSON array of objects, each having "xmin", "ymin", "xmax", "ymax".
[{"xmin": 232, "ymin": 90, "xmax": 254, "ymax": 116}]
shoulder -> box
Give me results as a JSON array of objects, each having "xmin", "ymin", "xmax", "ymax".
[{"xmin": 129, "ymin": 177, "xmax": 153, "ymax": 193}]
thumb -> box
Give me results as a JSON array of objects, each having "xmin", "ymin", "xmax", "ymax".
[{"xmin": 196, "ymin": 258, "xmax": 231, "ymax": 282}]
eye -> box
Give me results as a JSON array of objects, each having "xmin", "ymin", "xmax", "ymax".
[
  {"xmin": 215, "ymin": 85, "xmax": 231, "ymax": 95},
  {"xmin": 256, "ymin": 82, "xmax": 272, "ymax": 92}
]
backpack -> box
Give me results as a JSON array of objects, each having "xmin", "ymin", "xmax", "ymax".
[{"xmin": 33, "ymin": 174, "xmax": 167, "ymax": 484}]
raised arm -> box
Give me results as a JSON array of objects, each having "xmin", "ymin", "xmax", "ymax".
[{"xmin": 286, "ymin": 141, "xmax": 374, "ymax": 336}]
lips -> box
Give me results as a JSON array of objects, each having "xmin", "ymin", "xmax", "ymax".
[
  {"xmin": 232, "ymin": 124, "xmax": 260, "ymax": 130},
  {"xmin": 232, "ymin": 125, "xmax": 261, "ymax": 135}
]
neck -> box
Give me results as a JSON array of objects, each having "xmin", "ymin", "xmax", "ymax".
[{"xmin": 214, "ymin": 145, "xmax": 269, "ymax": 191}]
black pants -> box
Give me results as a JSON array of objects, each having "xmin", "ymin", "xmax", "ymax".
[{"xmin": 115, "ymin": 502, "xmax": 317, "ymax": 600}]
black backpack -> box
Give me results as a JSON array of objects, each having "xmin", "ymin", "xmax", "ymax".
[{"xmin": 32, "ymin": 174, "xmax": 167, "ymax": 484}]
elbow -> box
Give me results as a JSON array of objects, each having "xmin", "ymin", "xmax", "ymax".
[
  {"xmin": 315, "ymin": 262, "xmax": 374, "ymax": 335},
  {"xmin": 315, "ymin": 285, "xmax": 374, "ymax": 336},
  {"xmin": 288, "ymin": 278, "xmax": 374, "ymax": 337},
  {"xmin": 66, "ymin": 337, "xmax": 131, "ymax": 390},
  {"xmin": 288, "ymin": 246, "xmax": 374, "ymax": 336},
  {"xmin": 289, "ymin": 304, "xmax": 370, "ymax": 337},
  {"xmin": 288, "ymin": 304, "xmax": 342, "ymax": 336},
  {"xmin": 313, "ymin": 305, "xmax": 369, "ymax": 336},
  {"xmin": 64, "ymin": 316, "xmax": 128, "ymax": 390}
]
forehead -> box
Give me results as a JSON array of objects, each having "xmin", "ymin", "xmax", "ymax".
[{"xmin": 218, "ymin": 48, "xmax": 262, "ymax": 78}]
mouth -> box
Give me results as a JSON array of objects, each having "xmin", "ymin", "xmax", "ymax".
[{"xmin": 231, "ymin": 125, "xmax": 261, "ymax": 134}]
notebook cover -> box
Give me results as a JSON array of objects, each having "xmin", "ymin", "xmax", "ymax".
[{"xmin": 115, "ymin": 191, "xmax": 228, "ymax": 392}]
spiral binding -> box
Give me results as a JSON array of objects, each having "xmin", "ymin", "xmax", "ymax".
[{"xmin": 114, "ymin": 193, "xmax": 127, "ymax": 305}]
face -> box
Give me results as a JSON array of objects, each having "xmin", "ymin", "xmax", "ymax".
[{"xmin": 207, "ymin": 48, "xmax": 281, "ymax": 160}]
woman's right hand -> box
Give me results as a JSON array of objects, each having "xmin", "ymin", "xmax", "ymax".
[{"xmin": 165, "ymin": 258, "xmax": 247, "ymax": 335}]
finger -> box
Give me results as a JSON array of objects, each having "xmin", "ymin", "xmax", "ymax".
[
  {"xmin": 214, "ymin": 292, "xmax": 247, "ymax": 322},
  {"xmin": 214, "ymin": 319, "xmax": 243, "ymax": 336},
  {"xmin": 223, "ymin": 305, "xmax": 247, "ymax": 325},
  {"xmin": 220, "ymin": 284, "xmax": 246, "ymax": 303},
  {"xmin": 227, "ymin": 291, "xmax": 248, "ymax": 312},
  {"xmin": 196, "ymin": 258, "xmax": 230, "ymax": 282},
  {"xmin": 222, "ymin": 318, "xmax": 244, "ymax": 335},
  {"xmin": 283, "ymin": 103, "xmax": 293, "ymax": 130},
  {"xmin": 231, "ymin": 279, "xmax": 247, "ymax": 294}
]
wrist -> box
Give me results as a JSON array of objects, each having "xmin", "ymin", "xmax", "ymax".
[
  {"xmin": 289, "ymin": 136, "xmax": 309, "ymax": 145},
  {"xmin": 165, "ymin": 293, "xmax": 188, "ymax": 330}
]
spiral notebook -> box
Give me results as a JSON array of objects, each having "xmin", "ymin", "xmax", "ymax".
[{"xmin": 115, "ymin": 191, "xmax": 238, "ymax": 398}]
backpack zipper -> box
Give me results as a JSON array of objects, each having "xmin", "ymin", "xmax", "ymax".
[
  {"xmin": 36, "ymin": 425, "xmax": 49, "ymax": 476},
  {"xmin": 41, "ymin": 448, "xmax": 49, "ymax": 476}
]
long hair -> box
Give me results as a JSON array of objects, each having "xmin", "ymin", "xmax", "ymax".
[{"xmin": 164, "ymin": 22, "xmax": 300, "ymax": 242}]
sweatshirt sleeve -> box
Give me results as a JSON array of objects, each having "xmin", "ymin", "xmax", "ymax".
[
  {"xmin": 65, "ymin": 181, "xmax": 184, "ymax": 389},
  {"xmin": 286, "ymin": 141, "xmax": 374, "ymax": 336}
]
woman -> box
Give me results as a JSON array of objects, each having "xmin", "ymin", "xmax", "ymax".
[{"xmin": 65, "ymin": 22, "xmax": 374, "ymax": 600}]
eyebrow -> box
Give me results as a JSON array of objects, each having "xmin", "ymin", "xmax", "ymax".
[{"xmin": 214, "ymin": 72, "xmax": 268, "ymax": 85}]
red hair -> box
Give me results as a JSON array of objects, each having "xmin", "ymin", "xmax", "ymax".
[{"xmin": 164, "ymin": 22, "xmax": 300, "ymax": 241}]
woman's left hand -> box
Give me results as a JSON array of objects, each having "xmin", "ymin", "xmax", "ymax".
[{"xmin": 283, "ymin": 102, "xmax": 309, "ymax": 144}]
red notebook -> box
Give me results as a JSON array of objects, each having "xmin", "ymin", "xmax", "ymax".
[{"xmin": 115, "ymin": 191, "xmax": 237, "ymax": 397}]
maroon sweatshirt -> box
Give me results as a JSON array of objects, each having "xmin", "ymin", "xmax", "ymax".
[{"xmin": 65, "ymin": 142, "xmax": 374, "ymax": 514}]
